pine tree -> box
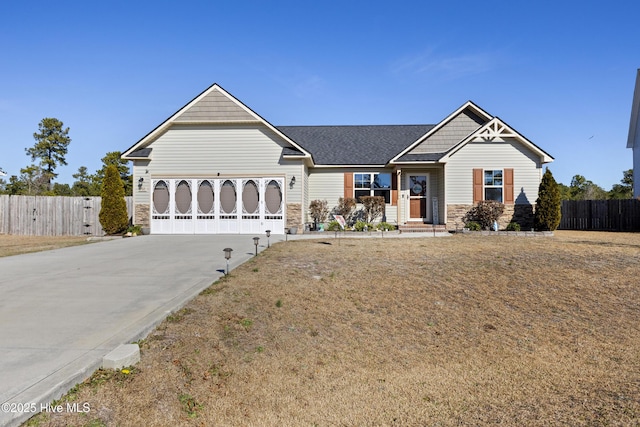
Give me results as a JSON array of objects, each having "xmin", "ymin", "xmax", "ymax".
[
  {"xmin": 26, "ymin": 118, "xmax": 71, "ymax": 190},
  {"xmin": 99, "ymin": 165, "xmax": 129, "ymax": 235},
  {"xmin": 534, "ymin": 168, "xmax": 562, "ymax": 231}
]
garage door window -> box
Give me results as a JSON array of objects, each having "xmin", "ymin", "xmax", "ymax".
[
  {"xmin": 265, "ymin": 180, "xmax": 283, "ymax": 215},
  {"xmin": 175, "ymin": 180, "xmax": 192, "ymax": 217},
  {"xmin": 243, "ymin": 180, "xmax": 259, "ymax": 216},
  {"xmin": 220, "ymin": 180, "xmax": 237, "ymax": 216},
  {"xmin": 197, "ymin": 180, "xmax": 214, "ymax": 217},
  {"xmin": 153, "ymin": 180, "xmax": 170, "ymax": 217}
]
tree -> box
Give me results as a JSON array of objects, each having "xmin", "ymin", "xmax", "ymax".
[
  {"xmin": 5, "ymin": 175, "xmax": 26, "ymax": 195},
  {"xmin": 608, "ymin": 169, "xmax": 633, "ymax": 199},
  {"xmin": 72, "ymin": 166, "xmax": 100, "ymax": 196},
  {"xmin": 19, "ymin": 165, "xmax": 48, "ymax": 195},
  {"xmin": 534, "ymin": 168, "xmax": 562, "ymax": 231},
  {"xmin": 99, "ymin": 165, "xmax": 129, "ymax": 235},
  {"xmin": 26, "ymin": 118, "xmax": 71, "ymax": 190},
  {"xmin": 94, "ymin": 151, "xmax": 132, "ymax": 196},
  {"xmin": 569, "ymin": 175, "xmax": 607, "ymax": 200}
]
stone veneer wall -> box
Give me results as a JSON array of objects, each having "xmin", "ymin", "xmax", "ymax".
[
  {"xmin": 446, "ymin": 203, "xmax": 536, "ymax": 231},
  {"xmin": 135, "ymin": 204, "xmax": 150, "ymax": 227},
  {"xmin": 286, "ymin": 203, "xmax": 302, "ymax": 234}
]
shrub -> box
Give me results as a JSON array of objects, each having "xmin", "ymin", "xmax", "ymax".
[
  {"xmin": 127, "ymin": 224, "xmax": 143, "ymax": 235},
  {"xmin": 464, "ymin": 200, "xmax": 504, "ymax": 230},
  {"xmin": 354, "ymin": 220, "xmax": 373, "ymax": 232},
  {"xmin": 359, "ymin": 195, "xmax": 385, "ymax": 223},
  {"xmin": 334, "ymin": 197, "xmax": 357, "ymax": 224},
  {"xmin": 326, "ymin": 220, "xmax": 342, "ymax": 231},
  {"xmin": 309, "ymin": 200, "xmax": 329, "ymax": 227},
  {"xmin": 534, "ymin": 168, "xmax": 561, "ymax": 231},
  {"xmin": 505, "ymin": 222, "xmax": 521, "ymax": 231},
  {"xmin": 99, "ymin": 165, "xmax": 129, "ymax": 235},
  {"xmin": 376, "ymin": 222, "xmax": 396, "ymax": 231},
  {"xmin": 465, "ymin": 221, "xmax": 481, "ymax": 231}
]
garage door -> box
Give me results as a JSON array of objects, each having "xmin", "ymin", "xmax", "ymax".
[{"xmin": 151, "ymin": 178, "xmax": 285, "ymax": 234}]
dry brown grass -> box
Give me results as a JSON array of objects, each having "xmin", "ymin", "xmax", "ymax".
[
  {"xmin": 28, "ymin": 231, "xmax": 640, "ymax": 426},
  {"xmin": 0, "ymin": 235, "xmax": 90, "ymax": 257}
]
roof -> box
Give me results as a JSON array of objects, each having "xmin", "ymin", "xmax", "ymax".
[{"xmin": 276, "ymin": 125, "xmax": 435, "ymax": 165}]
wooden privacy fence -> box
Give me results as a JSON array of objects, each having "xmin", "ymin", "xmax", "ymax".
[
  {"xmin": 0, "ymin": 195, "xmax": 133, "ymax": 236},
  {"xmin": 559, "ymin": 199, "xmax": 640, "ymax": 231}
]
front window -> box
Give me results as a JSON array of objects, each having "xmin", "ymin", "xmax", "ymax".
[
  {"xmin": 354, "ymin": 173, "xmax": 391, "ymax": 203},
  {"xmin": 484, "ymin": 170, "xmax": 503, "ymax": 202}
]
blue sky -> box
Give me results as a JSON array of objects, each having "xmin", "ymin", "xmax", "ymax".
[{"xmin": 1, "ymin": 1, "xmax": 638, "ymax": 189}]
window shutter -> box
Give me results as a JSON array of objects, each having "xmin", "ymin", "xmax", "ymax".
[
  {"xmin": 504, "ymin": 168, "xmax": 514, "ymax": 204},
  {"xmin": 391, "ymin": 172, "xmax": 398, "ymax": 206},
  {"xmin": 473, "ymin": 169, "xmax": 483, "ymax": 203},
  {"xmin": 344, "ymin": 173, "xmax": 353, "ymax": 199}
]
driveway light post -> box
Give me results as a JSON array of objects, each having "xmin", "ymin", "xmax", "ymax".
[
  {"xmin": 253, "ymin": 237, "xmax": 260, "ymax": 256},
  {"xmin": 265, "ymin": 230, "xmax": 271, "ymax": 248},
  {"xmin": 223, "ymin": 248, "xmax": 233, "ymax": 276}
]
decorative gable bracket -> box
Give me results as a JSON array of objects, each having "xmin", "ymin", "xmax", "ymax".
[{"xmin": 470, "ymin": 119, "xmax": 518, "ymax": 142}]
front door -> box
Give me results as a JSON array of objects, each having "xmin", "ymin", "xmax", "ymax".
[{"xmin": 407, "ymin": 175, "xmax": 428, "ymax": 221}]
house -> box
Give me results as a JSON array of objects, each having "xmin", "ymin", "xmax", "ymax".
[
  {"xmin": 628, "ymin": 69, "xmax": 640, "ymax": 198},
  {"xmin": 122, "ymin": 83, "xmax": 553, "ymax": 234}
]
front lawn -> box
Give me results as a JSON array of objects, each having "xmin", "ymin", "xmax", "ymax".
[{"xmin": 28, "ymin": 231, "xmax": 640, "ymax": 426}]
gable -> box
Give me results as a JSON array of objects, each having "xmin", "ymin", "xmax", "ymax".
[
  {"xmin": 175, "ymin": 88, "xmax": 257, "ymax": 123},
  {"xmin": 122, "ymin": 83, "xmax": 312, "ymax": 161},
  {"xmin": 408, "ymin": 109, "xmax": 486, "ymax": 155},
  {"xmin": 441, "ymin": 117, "xmax": 553, "ymax": 163}
]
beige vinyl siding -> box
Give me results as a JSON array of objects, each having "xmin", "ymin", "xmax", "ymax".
[
  {"xmin": 410, "ymin": 110, "xmax": 485, "ymax": 154},
  {"xmin": 143, "ymin": 124, "xmax": 303, "ymax": 204},
  {"xmin": 445, "ymin": 139, "xmax": 542, "ymax": 205},
  {"xmin": 308, "ymin": 168, "xmax": 398, "ymax": 224}
]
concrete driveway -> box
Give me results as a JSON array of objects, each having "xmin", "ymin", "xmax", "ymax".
[{"xmin": 0, "ymin": 235, "xmax": 271, "ymax": 427}]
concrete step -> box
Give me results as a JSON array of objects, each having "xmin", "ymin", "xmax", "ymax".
[{"xmin": 399, "ymin": 224, "xmax": 447, "ymax": 233}]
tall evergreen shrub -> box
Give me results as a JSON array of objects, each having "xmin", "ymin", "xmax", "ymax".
[
  {"xmin": 99, "ymin": 164, "xmax": 129, "ymax": 235},
  {"xmin": 534, "ymin": 168, "xmax": 561, "ymax": 231}
]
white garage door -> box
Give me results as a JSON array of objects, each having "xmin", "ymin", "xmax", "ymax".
[{"xmin": 151, "ymin": 177, "xmax": 285, "ymax": 234}]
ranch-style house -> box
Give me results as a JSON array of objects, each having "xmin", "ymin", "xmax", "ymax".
[{"xmin": 122, "ymin": 83, "xmax": 554, "ymax": 234}]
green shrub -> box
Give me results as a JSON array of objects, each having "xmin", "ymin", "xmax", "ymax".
[
  {"xmin": 505, "ymin": 222, "xmax": 521, "ymax": 231},
  {"xmin": 326, "ymin": 220, "xmax": 342, "ymax": 231},
  {"xmin": 465, "ymin": 221, "xmax": 481, "ymax": 231},
  {"xmin": 99, "ymin": 165, "xmax": 129, "ymax": 235},
  {"xmin": 376, "ymin": 222, "xmax": 396, "ymax": 231},
  {"xmin": 354, "ymin": 220, "xmax": 373, "ymax": 231},
  {"xmin": 127, "ymin": 225, "xmax": 143, "ymax": 235},
  {"xmin": 534, "ymin": 168, "xmax": 562, "ymax": 231}
]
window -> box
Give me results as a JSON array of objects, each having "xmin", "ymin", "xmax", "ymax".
[
  {"xmin": 484, "ymin": 170, "xmax": 503, "ymax": 202},
  {"xmin": 354, "ymin": 173, "xmax": 391, "ymax": 203}
]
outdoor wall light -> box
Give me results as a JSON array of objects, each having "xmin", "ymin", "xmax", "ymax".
[
  {"xmin": 265, "ymin": 230, "xmax": 271, "ymax": 248},
  {"xmin": 138, "ymin": 177, "xmax": 144, "ymax": 189},
  {"xmin": 289, "ymin": 176, "xmax": 296, "ymax": 189},
  {"xmin": 253, "ymin": 237, "xmax": 260, "ymax": 256},
  {"xmin": 223, "ymin": 247, "xmax": 233, "ymax": 275}
]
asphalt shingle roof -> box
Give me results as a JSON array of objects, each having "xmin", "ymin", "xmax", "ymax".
[{"xmin": 277, "ymin": 125, "xmax": 435, "ymax": 165}]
